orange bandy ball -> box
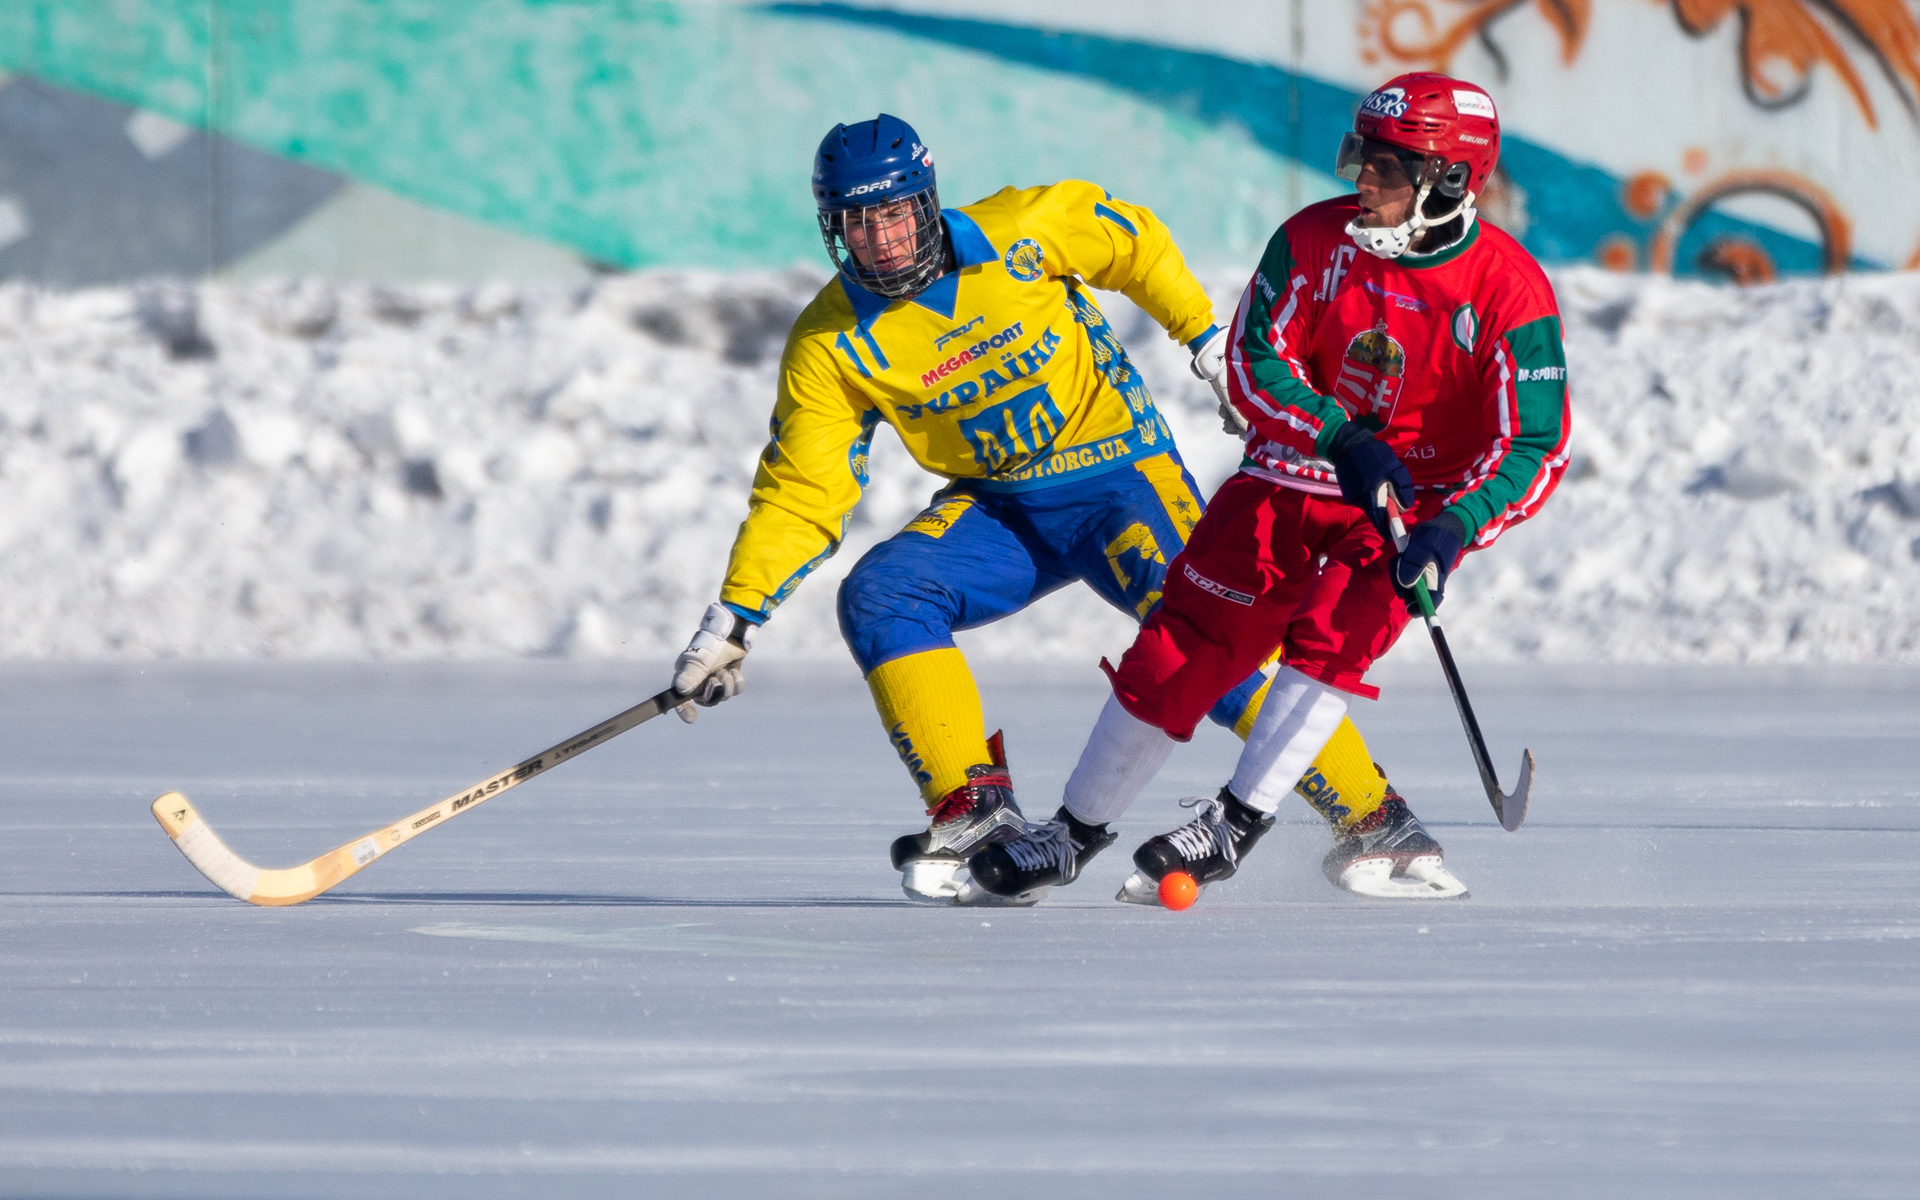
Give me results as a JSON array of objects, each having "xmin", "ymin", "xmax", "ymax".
[{"xmin": 1158, "ymin": 871, "xmax": 1198, "ymax": 911}]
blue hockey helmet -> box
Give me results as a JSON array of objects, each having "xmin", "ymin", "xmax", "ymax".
[
  {"xmin": 813, "ymin": 113, "xmax": 936, "ymax": 209},
  {"xmin": 813, "ymin": 114, "xmax": 945, "ymax": 300}
]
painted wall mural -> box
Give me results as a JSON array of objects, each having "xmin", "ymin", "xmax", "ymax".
[
  {"xmin": 1362, "ymin": 0, "xmax": 1920, "ymax": 128},
  {"xmin": 0, "ymin": 0, "xmax": 1914, "ymax": 284},
  {"xmin": 1355, "ymin": 0, "xmax": 1920, "ymax": 275}
]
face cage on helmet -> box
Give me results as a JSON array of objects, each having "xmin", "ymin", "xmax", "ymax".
[
  {"xmin": 1335, "ymin": 133, "xmax": 1471, "ymax": 199},
  {"xmin": 1337, "ymin": 131, "xmax": 1480, "ymax": 260},
  {"xmin": 819, "ymin": 189, "xmax": 945, "ymax": 300}
]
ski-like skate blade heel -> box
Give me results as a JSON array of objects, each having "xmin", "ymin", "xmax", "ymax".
[
  {"xmin": 900, "ymin": 856, "xmax": 966, "ymax": 903},
  {"xmin": 1115, "ymin": 870, "xmax": 1207, "ymax": 908},
  {"xmin": 1336, "ymin": 854, "xmax": 1469, "ymax": 899},
  {"xmin": 953, "ymin": 878, "xmax": 1048, "ymax": 907},
  {"xmin": 903, "ymin": 861, "xmax": 1048, "ymax": 906}
]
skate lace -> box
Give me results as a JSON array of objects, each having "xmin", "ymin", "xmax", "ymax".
[
  {"xmin": 1004, "ymin": 820, "xmax": 1076, "ymax": 883},
  {"xmin": 931, "ymin": 775, "xmax": 1014, "ymax": 827},
  {"xmin": 928, "ymin": 787, "xmax": 980, "ymax": 827},
  {"xmin": 1165, "ymin": 796, "xmax": 1233, "ymax": 867}
]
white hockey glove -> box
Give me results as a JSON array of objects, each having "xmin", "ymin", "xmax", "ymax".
[
  {"xmin": 670, "ymin": 602, "xmax": 755, "ymax": 723},
  {"xmin": 1188, "ymin": 324, "xmax": 1248, "ymax": 436}
]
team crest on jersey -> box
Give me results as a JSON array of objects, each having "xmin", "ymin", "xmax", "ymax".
[
  {"xmin": 1335, "ymin": 321, "xmax": 1406, "ymax": 422},
  {"xmin": 1451, "ymin": 304, "xmax": 1478, "ymax": 353},
  {"xmin": 1004, "ymin": 238, "xmax": 1045, "ymax": 281}
]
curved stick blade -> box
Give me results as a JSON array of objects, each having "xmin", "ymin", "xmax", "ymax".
[
  {"xmin": 1496, "ymin": 750, "xmax": 1535, "ymax": 832},
  {"xmin": 148, "ymin": 688, "xmax": 688, "ymax": 906},
  {"xmin": 152, "ymin": 793, "xmax": 266, "ymax": 903}
]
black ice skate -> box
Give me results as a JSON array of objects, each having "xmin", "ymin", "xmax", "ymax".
[
  {"xmin": 891, "ymin": 733, "xmax": 1027, "ymax": 903},
  {"xmin": 1322, "ymin": 788, "xmax": 1467, "ymax": 899},
  {"xmin": 1116, "ymin": 787, "xmax": 1275, "ymax": 907},
  {"xmin": 959, "ymin": 806, "xmax": 1119, "ymax": 906}
]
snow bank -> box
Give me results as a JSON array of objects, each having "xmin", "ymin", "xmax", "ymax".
[
  {"xmin": 0, "ymin": 267, "xmax": 1916, "ymax": 662},
  {"xmin": 1471, "ymin": 269, "xmax": 1920, "ymax": 663}
]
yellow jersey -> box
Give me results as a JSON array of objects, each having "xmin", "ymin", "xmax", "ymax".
[{"xmin": 720, "ymin": 180, "xmax": 1215, "ymax": 622}]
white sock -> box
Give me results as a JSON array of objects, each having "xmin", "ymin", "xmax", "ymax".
[
  {"xmin": 1229, "ymin": 666, "xmax": 1351, "ymax": 814},
  {"xmin": 1063, "ymin": 694, "xmax": 1176, "ymax": 826}
]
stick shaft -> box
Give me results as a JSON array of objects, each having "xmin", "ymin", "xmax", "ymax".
[
  {"xmin": 1422, "ymin": 618, "xmax": 1507, "ymax": 814},
  {"xmin": 406, "ymin": 686, "xmax": 683, "ymax": 832},
  {"xmin": 153, "ymin": 688, "xmax": 683, "ymax": 906},
  {"xmin": 1382, "ymin": 489, "xmax": 1511, "ymax": 823}
]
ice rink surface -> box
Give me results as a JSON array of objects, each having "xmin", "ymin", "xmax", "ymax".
[{"xmin": 2, "ymin": 659, "xmax": 1916, "ymax": 1198}]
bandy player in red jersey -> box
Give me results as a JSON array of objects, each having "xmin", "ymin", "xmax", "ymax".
[{"xmin": 964, "ymin": 72, "xmax": 1571, "ymax": 905}]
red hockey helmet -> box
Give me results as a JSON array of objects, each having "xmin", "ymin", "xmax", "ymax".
[{"xmin": 1337, "ymin": 73, "xmax": 1501, "ymax": 200}]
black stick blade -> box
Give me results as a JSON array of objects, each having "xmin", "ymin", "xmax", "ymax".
[{"xmin": 1496, "ymin": 749, "xmax": 1535, "ymax": 832}]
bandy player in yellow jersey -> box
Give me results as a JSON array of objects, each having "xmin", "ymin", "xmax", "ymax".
[{"xmin": 667, "ymin": 114, "xmax": 1409, "ymax": 904}]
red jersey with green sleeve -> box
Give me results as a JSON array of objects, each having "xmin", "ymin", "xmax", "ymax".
[{"xmin": 1224, "ymin": 196, "xmax": 1571, "ymax": 548}]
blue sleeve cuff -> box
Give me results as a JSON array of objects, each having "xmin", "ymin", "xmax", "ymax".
[
  {"xmin": 723, "ymin": 602, "xmax": 767, "ymax": 627},
  {"xmin": 1184, "ymin": 323, "xmax": 1222, "ymax": 353}
]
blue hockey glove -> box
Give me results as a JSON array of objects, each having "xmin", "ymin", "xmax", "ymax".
[
  {"xmin": 1393, "ymin": 511, "xmax": 1467, "ymax": 613},
  {"xmin": 1325, "ymin": 420, "xmax": 1413, "ymax": 535}
]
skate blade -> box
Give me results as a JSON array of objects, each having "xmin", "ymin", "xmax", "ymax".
[
  {"xmin": 1114, "ymin": 870, "xmax": 1208, "ymax": 908},
  {"xmin": 1337, "ymin": 855, "xmax": 1469, "ymax": 900},
  {"xmin": 953, "ymin": 879, "xmax": 1048, "ymax": 908},
  {"xmin": 1116, "ymin": 871, "xmax": 1158, "ymax": 905},
  {"xmin": 900, "ymin": 858, "xmax": 965, "ymax": 904}
]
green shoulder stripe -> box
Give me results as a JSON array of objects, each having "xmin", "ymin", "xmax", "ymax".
[
  {"xmin": 1243, "ymin": 227, "xmax": 1300, "ymax": 339},
  {"xmin": 1238, "ymin": 226, "xmax": 1347, "ymax": 450},
  {"xmin": 1443, "ymin": 314, "xmax": 1567, "ymax": 543},
  {"xmin": 1506, "ymin": 315, "xmax": 1567, "ymax": 436}
]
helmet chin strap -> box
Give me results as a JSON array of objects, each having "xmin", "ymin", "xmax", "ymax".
[{"xmin": 1345, "ymin": 182, "xmax": 1479, "ymax": 260}]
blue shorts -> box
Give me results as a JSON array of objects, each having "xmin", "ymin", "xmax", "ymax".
[{"xmin": 837, "ymin": 450, "xmax": 1267, "ymax": 732}]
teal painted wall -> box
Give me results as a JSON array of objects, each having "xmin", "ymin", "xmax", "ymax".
[
  {"xmin": 0, "ymin": 1, "xmax": 1340, "ymax": 271},
  {"xmin": 0, "ymin": 1, "xmax": 1864, "ymax": 277}
]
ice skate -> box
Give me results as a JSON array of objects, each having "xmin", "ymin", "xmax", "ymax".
[
  {"xmin": 1322, "ymin": 788, "xmax": 1467, "ymax": 899},
  {"xmin": 891, "ymin": 754, "xmax": 1027, "ymax": 903},
  {"xmin": 958, "ymin": 807, "xmax": 1118, "ymax": 906},
  {"xmin": 1116, "ymin": 787, "xmax": 1275, "ymax": 907}
]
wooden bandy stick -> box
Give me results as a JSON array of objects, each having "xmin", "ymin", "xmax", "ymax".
[{"xmin": 151, "ymin": 687, "xmax": 686, "ymax": 906}]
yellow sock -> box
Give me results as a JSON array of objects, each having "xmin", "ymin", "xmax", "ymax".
[
  {"xmin": 1234, "ymin": 669, "xmax": 1389, "ymax": 832},
  {"xmin": 866, "ymin": 647, "xmax": 989, "ymax": 806},
  {"xmin": 1293, "ymin": 716, "xmax": 1389, "ymax": 831}
]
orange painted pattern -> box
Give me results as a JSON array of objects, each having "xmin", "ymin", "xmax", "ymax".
[
  {"xmin": 1360, "ymin": 0, "xmax": 1590, "ymax": 67},
  {"xmin": 1622, "ymin": 172, "xmax": 1674, "ymax": 220},
  {"xmin": 1695, "ymin": 236, "xmax": 1779, "ymax": 285},
  {"xmin": 1646, "ymin": 168, "xmax": 1853, "ymax": 274},
  {"xmin": 1675, "ymin": 0, "xmax": 1920, "ymax": 129},
  {"xmin": 1360, "ymin": 0, "xmax": 1920, "ymax": 129}
]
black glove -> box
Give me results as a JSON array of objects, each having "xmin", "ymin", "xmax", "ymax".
[
  {"xmin": 1325, "ymin": 420, "xmax": 1413, "ymax": 535},
  {"xmin": 1393, "ymin": 511, "xmax": 1467, "ymax": 613}
]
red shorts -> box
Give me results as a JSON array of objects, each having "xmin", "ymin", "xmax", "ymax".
[{"xmin": 1107, "ymin": 473, "xmax": 1453, "ymax": 740}]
